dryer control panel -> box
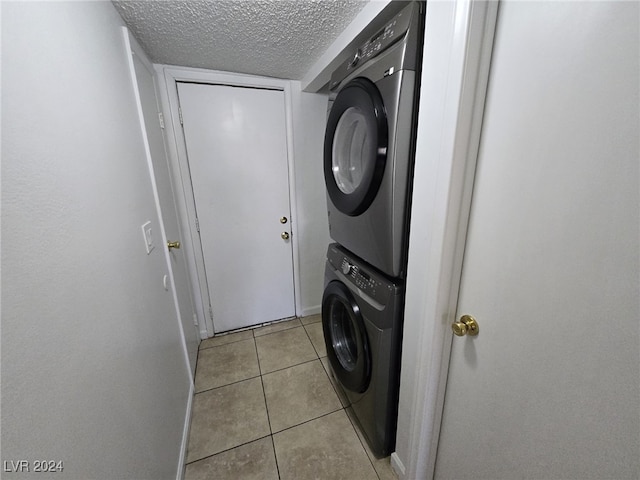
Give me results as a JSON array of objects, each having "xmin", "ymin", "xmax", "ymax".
[
  {"xmin": 348, "ymin": 10, "xmax": 407, "ymax": 70},
  {"xmin": 329, "ymin": 1, "xmax": 422, "ymax": 91}
]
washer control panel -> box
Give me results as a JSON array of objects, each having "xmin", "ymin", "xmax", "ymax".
[
  {"xmin": 327, "ymin": 244, "xmax": 395, "ymax": 305},
  {"xmin": 340, "ymin": 259, "xmax": 383, "ymax": 297}
]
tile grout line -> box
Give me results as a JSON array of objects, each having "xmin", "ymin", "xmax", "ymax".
[
  {"xmin": 192, "ymin": 345, "xmax": 203, "ymax": 388},
  {"xmin": 253, "ymin": 334, "xmax": 281, "ymax": 477},
  {"xmin": 262, "ymin": 356, "xmax": 345, "ymax": 436},
  {"xmin": 255, "ymin": 330, "xmax": 281, "ymax": 479},
  {"xmin": 184, "ymin": 405, "xmax": 376, "ymax": 474},
  {"xmin": 184, "ymin": 349, "xmax": 202, "ymax": 466},
  {"xmin": 257, "ymin": 360, "xmax": 274, "ymax": 434},
  {"xmin": 254, "ymin": 325, "xmax": 319, "ymax": 375},
  {"xmin": 191, "ymin": 315, "xmax": 371, "ymax": 479},
  {"xmin": 199, "ymin": 333, "xmax": 254, "ymax": 350},
  {"xmin": 254, "ymin": 333, "xmax": 264, "ymax": 377},
  {"xmin": 259, "ymin": 369, "xmax": 282, "ymax": 480},
  {"xmin": 195, "ymin": 331, "xmax": 322, "ymax": 393},
  {"xmin": 319, "ymin": 356, "xmax": 350, "ymax": 408},
  {"xmin": 261, "ymin": 356, "xmax": 322, "ymax": 378},
  {"xmin": 319, "ymin": 358, "xmax": 385, "ymax": 479},
  {"xmin": 193, "ymin": 336, "xmax": 262, "ymax": 394},
  {"xmin": 252, "ymin": 332, "xmax": 271, "ymax": 437},
  {"xmin": 301, "ymin": 321, "xmax": 324, "ymax": 358},
  {"xmin": 270, "ymin": 407, "xmax": 346, "ymax": 437},
  {"xmin": 199, "ymin": 317, "xmax": 304, "ymax": 351},
  {"xmin": 200, "ymin": 315, "xmax": 320, "ymax": 347},
  {"xmin": 269, "ymin": 434, "xmax": 282, "ymax": 480},
  {"xmin": 187, "ymin": 335, "xmax": 276, "ymax": 470},
  {"xmin": 254, "ymin": 324, "xmax": 301, "ymax": 338},
  {"xmin": 183, "ymin": 433, "xmax": 274, "ymax": 466},
  {"xmin": 193, "ymin": 371, "xmax": 263, "ymax": 395},
  {"xmin": 345, "ymin": 409, "xmax": 383, "ymax": 480}
]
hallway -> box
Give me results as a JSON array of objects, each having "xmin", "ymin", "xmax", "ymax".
[{"xmin": 184, "ymin": 316, "xmax": 397, "ymax": 480}]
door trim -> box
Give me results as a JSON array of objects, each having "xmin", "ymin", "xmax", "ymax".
[
  {"xmin": 154, "ymin": 66, "xmax": 301, "ymax": 338},
  {"xmin": 121, "ymin": 28, "xmax": 196, "ymax": 384},
  {"xmin": 394, "ymin": 1, "xmax": 498, "ymax": 479}
]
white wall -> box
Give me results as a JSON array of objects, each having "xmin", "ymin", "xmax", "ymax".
[
  {"xmin": 1, "ymin": 2, "xmax": 191, "ymax": 478},
  {"xmin": 290, "ymin": 82, "xmax": 332, "ymax": 316}
]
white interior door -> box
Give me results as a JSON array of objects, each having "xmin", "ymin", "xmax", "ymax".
[
  {"xmin": 435, "ymin": 2, "xmax": 639, "ymax": 479},
  {"xmin": 125, "ymin": 32, "xmax": 200, "ymax": 377},
  {"xmin": 177, "ymin": 82, "xmax": 295, "ymax": 333}
]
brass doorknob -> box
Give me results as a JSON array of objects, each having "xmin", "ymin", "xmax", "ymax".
[
  {"xmin": 167, "ymin": 241, "xmax": 181, "ymax": 250},
  {"xmin": 281, "ymin": 232, "xmax": 290, "ymax": 240},
  {"xmin": 280, "ymin": 216, "xmax": 288, "ymax": 224},
  {"xmin": 452, "ymin": 315, "xmax": 479, "ymax": 336}
]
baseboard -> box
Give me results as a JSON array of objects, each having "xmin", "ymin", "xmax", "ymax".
[
  {"xmin": 199, "ymin": 326, "xmax": 208, "ymax": 340},
  {"xmin": 390, "ymin": 452, "xmax": 406, "ymax": 479},
  {"xmin": 301, "ymin": 305, "xmax": 321, "ymax": 317},
  {"xmin": 176, "ymin": 382, "xmax": 194, "ymax": 480}
]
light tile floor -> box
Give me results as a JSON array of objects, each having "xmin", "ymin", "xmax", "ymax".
[{"xmin": 184, "ymin": 315, "xmax": 398, "ymax": 480}]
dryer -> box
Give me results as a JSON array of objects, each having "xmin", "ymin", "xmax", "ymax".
[
  {"xmin": 322, "ymin": 243, "xmax": 404, "ymax": 457},
  {"xmin": 324, "ymin": 1, "xmax": 424, "ymax": 279}
]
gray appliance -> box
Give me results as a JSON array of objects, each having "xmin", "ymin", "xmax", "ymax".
[
  {"xmin": 324, "ymin": 1, "xmax": 424, "ymax": 279},
  {"xmin": 322, "ymin": 243, "xmax": 404, "ymax": 457}
]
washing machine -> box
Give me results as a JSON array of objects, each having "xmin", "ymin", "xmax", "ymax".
[
  {"xmin": 322, "ymin": 243, "xmax": 404, "ymax": 457},
  {"xmin": 324, "ymin": 1, "xmax": 424, "ymax": 279}
]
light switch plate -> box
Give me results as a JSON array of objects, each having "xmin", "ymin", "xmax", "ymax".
[{"xmin": 141, "ymin": 221, "xmax": 155, "ymax": 254}]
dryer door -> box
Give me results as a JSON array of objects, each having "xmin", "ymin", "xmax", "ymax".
[
  {"xmin": 324, "ymin": 77, "xmax": 388, "ymax": 216},
  {"xmin": 321, "ymin": 280, "xmax": 371, "ymax": 393}
]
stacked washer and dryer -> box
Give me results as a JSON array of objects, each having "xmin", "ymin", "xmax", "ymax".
[{"xmin": 321, "ymin": 2, "xmax": 424, "ymax": 458}]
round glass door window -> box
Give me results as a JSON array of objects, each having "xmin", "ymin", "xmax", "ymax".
[
  {"xmin": 328, "ymin": 296, "xmax": 360, "ymax": 371},
  {"xmin": 322, "ymin": 280, "xmax": 371, "ymax": 393},
  {"xmin": 332, "ymin": 107, "xmax": 372, "ymax": 194},
  {"xmin": 324, "ymin": 77, "xmax": 388, "ymax": 216}
]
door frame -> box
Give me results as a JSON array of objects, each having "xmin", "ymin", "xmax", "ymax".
[
  {"xmin": 393, "ymin": 1, "xmax": 498, "ymax": 479},
  {"xmin": 121, "ymin": 29, "xmax": 196, "ymax": 382},
  {"xmin": 122, "ymin": 29, "xmax": 196, "ymax": 480},
  {"xmin": 154, "ymin": 65, "xmax": 301, "ymax": 338}
]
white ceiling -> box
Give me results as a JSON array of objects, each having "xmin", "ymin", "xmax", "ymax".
[{"xmin": 113, "ymin": 0, "xmax": 369, "ymax": 81}]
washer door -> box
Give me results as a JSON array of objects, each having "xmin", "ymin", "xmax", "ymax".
[
  {"xmin": 322, "ymin": 280, "xmax": 371, "ymax": 393},
  {"xmin": 324, "ymin": 77, "xmax": 388, "ymax": 216}
]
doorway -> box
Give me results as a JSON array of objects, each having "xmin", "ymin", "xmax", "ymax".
[{"xmin": 159, "ymin": 70, "xmax": 300, "ymax": 335}]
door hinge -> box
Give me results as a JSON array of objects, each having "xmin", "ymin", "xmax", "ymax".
[
  {"xmin": 193, "ymin": 313, "xmax": 199, "ymax": 326},
  {"xmin": 195, "ymin": 217, "xmax": 200, "ymax": 233},
  {"xmin": 208, "ymin": 307, "xmax": 214, "ymax": 321},
  {"xmin": 158, "ymin": 112, "xmax": 165, "ymax": 129},
  {"xmin": 178, "ymin": 106, "xmax": 184, "ymax": 125}
]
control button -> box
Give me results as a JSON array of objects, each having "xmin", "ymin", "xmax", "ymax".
[
  {"xmin": 342, "ymin": 261, "xmax": 353, "ymax": 275},
  {"xmin": 349, "ymin": 48, "xmax": 362, "ymax": 68}
]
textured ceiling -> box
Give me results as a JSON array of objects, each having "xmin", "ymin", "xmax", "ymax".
[{"xmin": 113, "ymin": 0, "xmax": 368, "ymax": 80}]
